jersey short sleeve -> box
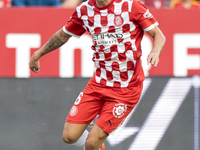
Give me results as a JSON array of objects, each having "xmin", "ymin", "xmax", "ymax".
[
  {"xmin": 63, "ymin": 11, "xmax": 86, "ymax": 38},
  {"xmin": 131, "ymin": 0, "xmax": 158, "ymax": 31}
]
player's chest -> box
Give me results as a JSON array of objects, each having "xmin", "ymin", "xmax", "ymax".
[{"xmin": 82, "ymin": 11, "xmax": 131, "ymax": 34}]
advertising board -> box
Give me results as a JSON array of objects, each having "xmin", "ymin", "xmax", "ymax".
[{"xmin": 1, "ymin": 8, "xmax": 200, "ymax": 77}]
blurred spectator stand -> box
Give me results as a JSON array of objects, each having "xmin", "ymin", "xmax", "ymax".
[
  {"xmin": 144, "ymin": 0, "xmax": 168, "ymax": 9},
  {"xmin": 170, "ymin": 0, "xmax": 200, "ymax": 9},
  {"xmin": 61, "ymin": 0, "xmax": 87, "ymax": 8},
  {"xmin": 12, "ymin": 0, "xmax": 61, "ymax": 7}
]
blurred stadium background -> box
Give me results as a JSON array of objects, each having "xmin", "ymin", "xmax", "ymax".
[{"xmin": 0, "ymin": 1, "xmax": 199, "ymax": 150}]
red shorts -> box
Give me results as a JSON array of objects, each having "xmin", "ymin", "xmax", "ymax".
[{"xmin": 66, "ymin": 80, "xmax": 143, "ymax": 134}]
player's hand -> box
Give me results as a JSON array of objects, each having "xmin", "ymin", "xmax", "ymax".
[
  {"xmin": 147, "ymin": 52, "xmax": 159, "ymax": 67},
  {"xmin": 29, "ymin": 52, "xmax": 40, "ymax": 73}
]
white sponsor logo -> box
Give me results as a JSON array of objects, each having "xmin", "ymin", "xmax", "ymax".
[
  {"xmin": 92, "ymin": 33, "xmax": 123, "ymax": 45},
  {"xmin": 6, "ymin": 33, "xmax": 41, "ymax": 78},
  {"xmin": 174, "ymin": 33, "xmax": 200, "ymax": 76}
]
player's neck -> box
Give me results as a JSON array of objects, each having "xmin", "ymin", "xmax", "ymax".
[{"xmin": 95, "ymin": 0, "xmax": 112, "ymax": 7}]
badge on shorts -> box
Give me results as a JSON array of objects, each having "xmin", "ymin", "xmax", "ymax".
[
  {"xmin": 113, "ymin": 103, "xmax": 127, "ymax": 118},
  {"xmin": 69, "ymin": 106, "xmax": 78, "ymax": 116}
]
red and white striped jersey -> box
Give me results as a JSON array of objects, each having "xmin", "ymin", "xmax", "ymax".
[{"xmin": 63, "ymin": 0, "xmax": 158, "ymax": 87}]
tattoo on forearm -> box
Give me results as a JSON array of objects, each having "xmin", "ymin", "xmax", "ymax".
[{"xmin": 42, "ymin": 34, "xmax": 64, "ymax": 56}]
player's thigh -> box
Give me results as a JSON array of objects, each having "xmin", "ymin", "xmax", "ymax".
[
  {"xmin": 66, "ymin": 85, "xmax": 104, "ymax": 124},
  {"xmin": 85, "ymin": 123, "xmax": 108, "ymax": 149},
  {"xmin": 96, "ymin": 101, "xmax": 134, "ymax": 134},
  {"xmin": 96, "ymin": 83, "xmax": 143, "ymax": 134},
  {"xmin": 62, "ymin": 122, "xmax": 88, "ymax": 143}
]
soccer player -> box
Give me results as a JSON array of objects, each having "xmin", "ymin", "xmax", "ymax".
[{"xmin": 29, "ymin": 0, "xmax": 166, "ymax": 150}]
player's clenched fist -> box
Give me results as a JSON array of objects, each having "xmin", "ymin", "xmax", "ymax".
[
  {"xmin": 29, "ymin": 52, "xmax": 40, "ymax": 73},
  {"xmin": 147, "ymin": 52, "xmax": 159, "ymax": 67}
]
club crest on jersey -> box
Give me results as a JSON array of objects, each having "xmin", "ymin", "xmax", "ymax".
[
  {"xmin": 113, "ymin": 103, "xmax": 127, "ymax": 118},
  {"xmin": 114, "ymin": 16, "xmax": 123, "ymax": 26},
  {"xmin": 69, "ymin": 106, "xmax": 78, "ymax": 116}
]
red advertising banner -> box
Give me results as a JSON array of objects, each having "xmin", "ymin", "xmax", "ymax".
[{"xmin": 1, "ymin": 8, "xmax": 200, "ymax": 78}]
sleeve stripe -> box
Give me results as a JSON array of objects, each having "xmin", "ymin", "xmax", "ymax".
[
  {"xmin": 143, "ymin": 22, "xmax": 159, "ymax": 31},
  {"xmin": 62, "ymin": 26, "xmax": 81, "ymax": 38}
]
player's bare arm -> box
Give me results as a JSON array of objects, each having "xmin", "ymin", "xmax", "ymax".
[
  {"xmin": 146, "ymin": 26, "xmax": 166, "ymax": 67},
  {"xmin": 29, "ymin": 28, "xmax": 71, "ymax": 73}
]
